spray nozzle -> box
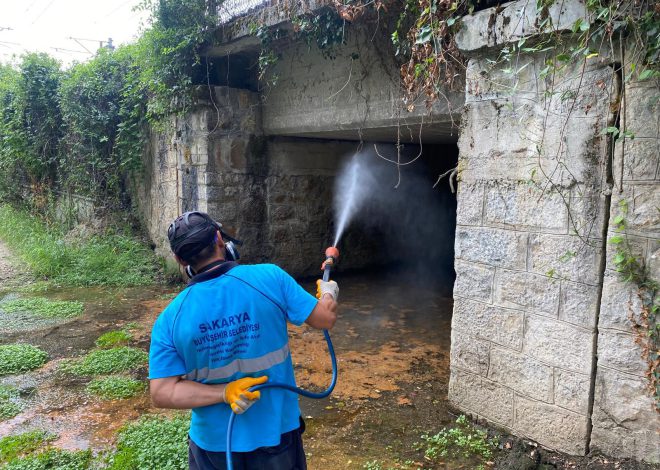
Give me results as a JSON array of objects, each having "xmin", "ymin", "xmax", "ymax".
[{"xmin": 321, "ymin": 246, "xmax": 340, "ymax": 282}]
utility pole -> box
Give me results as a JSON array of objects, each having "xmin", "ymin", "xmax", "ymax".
[{"xmin": 68, "ymin": 36, "xmax": 114, "ymax": 54}]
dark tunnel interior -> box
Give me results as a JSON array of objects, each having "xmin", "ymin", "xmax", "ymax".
[{"xmin": 334, "ymin": 142, "xmax": 458, "ymax": 296}]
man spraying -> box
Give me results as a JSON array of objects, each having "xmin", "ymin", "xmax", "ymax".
[{"xmin": 148, "ymin": 211, "xmax": 339, "ymax": 469}]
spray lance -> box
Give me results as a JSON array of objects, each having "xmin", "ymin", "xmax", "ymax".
[{"xmin": 225, "ymin": 246, "xmax": 340, "ymax": 470}]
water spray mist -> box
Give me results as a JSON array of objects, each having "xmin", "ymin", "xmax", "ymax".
[{"xmin": 332, "ymin": 153, "xmax": 376, "ymax": 247}]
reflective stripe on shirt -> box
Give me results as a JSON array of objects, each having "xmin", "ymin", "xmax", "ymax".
[{"xmin": 185, "ymin": 343, "xmax": 290, "ymax": 381}]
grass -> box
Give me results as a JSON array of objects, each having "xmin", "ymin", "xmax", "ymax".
[
  {"xmin": 0, "ymin": 430, "xmax": 55, "ymax": 464},
  {"xmin": 86, "ymin": 376, "xmax": 145, "ymax": 400},
  {"xmin": 0, "ymin": 205, "xmax": 158, "ymax": 287},
  {"xmin": 0, "ymin": 344, "xmax": 48, "ymax": 376},
  {"xmin": 0, "ymin": 385, "xmax": 22, "ymax": 420},
  {"xmin": 61, "ymin": 347, "xmax": 147, "ymax": 376},
  {"xmin": 95, "ymin": 330, "xmax": 132, "ymax": 349},
  {"xmin": 105, "ymin": 414, "xmax": 190, "ymax": 470},
  {"xmin": 3, "ymin": 449, "xmax": 91, "ymax": 470},
  {"xmin": 0, "ymin": 297, "xmax": 84, "ymax": 318}
]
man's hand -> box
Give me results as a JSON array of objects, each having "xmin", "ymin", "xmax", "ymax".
[
  {"xmin": 316, "ymin": 280, "xmax": 339, "ymax": 301},
  {"xmin": 224, "ymin": 376, "xmax": 268, "ymax": 414}
]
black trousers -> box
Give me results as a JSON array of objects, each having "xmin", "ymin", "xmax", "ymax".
[{"xmin": 188, "ymin": 422, "xmax": 307, "ymax": 470}]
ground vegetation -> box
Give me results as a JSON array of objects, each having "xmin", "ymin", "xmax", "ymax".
[
  {"xmin": 0, "ymin": 297, "xmax": 84, "ymax": 318},
  {"xmin": 0, "ymin": 431, "xmax": 56, "ymax": 465},
  {"xmin": 95, "ymin": 330, "xmax": 133, "ymax": 349},
  {"xmin": 0, "ymin": 205, "xmax": 157, "ymax": 287},
  {"xmin": 60, "ymin": 346, "xmax": 148, "ymax": 376},
  {"xmin": 0, "ymin": 384, "xmax": 22, "ymax": 420},
  {"xmin": 103, "ymin": 413, "xmax": 190, "ymax": 470},
  {"xmin": 86, "ymin": 376, "xmax": 146, "ymax": 400},
  {"xmin": 0, "ymin": 344, "xmax": 48, "ymax": 375}
]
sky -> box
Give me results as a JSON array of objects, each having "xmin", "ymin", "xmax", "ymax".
[{"xmin": 0, "ymin": 0, "xmax": 149, "ymax": 65}]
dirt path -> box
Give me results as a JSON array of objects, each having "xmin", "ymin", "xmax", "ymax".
[{"xmin": 0, "ymin": 240, "xmax": 19, "ymax": 285}]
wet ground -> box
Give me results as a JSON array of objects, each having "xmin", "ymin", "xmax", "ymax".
[{"xmin": 1, "ymin": 242, "xmax": 658, "ymax": 469}]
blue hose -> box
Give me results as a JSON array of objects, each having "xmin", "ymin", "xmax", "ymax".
[{"xmin": 225, "ymin": 328, "xmax": 338, "ymax": 469}]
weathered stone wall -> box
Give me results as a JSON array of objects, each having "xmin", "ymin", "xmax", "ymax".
[
  {"xmin": 263, "ymin": 138, "xmax": 387, "ymax": 274},
  {"xmin": 138, "ymin": 86, "xmax": 386, "ymax": 276},
  {"xmin": 590, "ymin": 68, "xmax": 660, "ymax": 460},
  {"xmin": 450, "ymin": 0, "xmax": 659, "ymax": 461},
  {"xmin": 450, "ymin": 53, "xmax": 611, "ymax": 455},
  {"xmin": 137, "ymin": 86, "xmax": 263, "ymax": 268}
]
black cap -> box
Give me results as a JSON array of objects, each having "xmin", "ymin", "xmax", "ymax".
[{"xmin": 167, "ymin": 212, "xmax": 220, "ymax": 260}]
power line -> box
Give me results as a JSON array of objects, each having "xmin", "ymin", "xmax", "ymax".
[
  {"xmin": 51, "ymin": 46, "xmax": 89, "ymax": 55},
  {"xmin": 24, "ymin": 0, "xmax": 39, "ymax": 13},
  {"xmin": 95, "ymin": 0, "xmax": 134, "ymax": 23},
  {"xmin": 69, "ymin": 37, "xmax": 93, "ymax": 54},
  {"xmin": 31, "ymin": 0, "xmax": 57, "ymax": 25},
  {"xmin": 68, "ymin": 36, "xmax": 113, "ymax": 52},
  {"xmin": 0, "ymin": 27, "xmax": 14, "ymax": 32}
]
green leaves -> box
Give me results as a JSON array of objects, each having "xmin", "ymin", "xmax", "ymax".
[
  {"xmin": 86, "ymin": 376, "xmax": 146, "ymax": 400},
  {"xmin": 60, "ymin": 347, "xmax": 148, "ymax": 376},
  {"xmin": 421, "ymin": 415, "xmax": 497, "ymax": 463},
  {"xmin": 415, "ymin": 25, "xmax": 433, "ymax": 44},
  {"xmin": 0, "ymin": 297, "xmax": 84, "ymax": 318},
  {"xmin": 0, "ymin": 344, "xmax": 48, "ymax": 376},
  {"xmin": 107, "ymin": 414, "xmax": 190, "ymax": 470}
]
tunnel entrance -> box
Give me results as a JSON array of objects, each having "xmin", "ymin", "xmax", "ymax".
[
  {"xmin": 278, "ymin": 135, "xmax": 461, "ymax": 468},
  {"xmin": 334, "ymin": 141, "xmax": 459, "ymax": 296}
]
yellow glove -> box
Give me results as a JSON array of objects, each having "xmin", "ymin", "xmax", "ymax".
[
  {"xmin": 223, "ymin": 376, "xmax": 268, "ymax": 414},
  {"xmin": 316, "ymin": 279, "xmax": 339, "ymax": 301}
]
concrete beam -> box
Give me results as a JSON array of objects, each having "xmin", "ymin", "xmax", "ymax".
[{"xmin": 260, "ymin": 24, "xmax": 463, "ymax": 142}]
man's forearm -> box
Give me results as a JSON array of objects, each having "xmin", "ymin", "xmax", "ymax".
[{"xmin": 151, "ymin": 378, "xmax": 226, "ymax": 409}]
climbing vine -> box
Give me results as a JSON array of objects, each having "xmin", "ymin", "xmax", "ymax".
[{"xmin": 610, "ymin": 201, "xmax": 660, "ymax": 411}]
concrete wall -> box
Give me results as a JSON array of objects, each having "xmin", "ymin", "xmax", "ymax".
[
  {"xmin": 449, "ymin": 0, "xmax": 659, "ymax": 461},
  {"xmin": 261, "ymin": 25, "xmax": 462, "ymax": 142}
]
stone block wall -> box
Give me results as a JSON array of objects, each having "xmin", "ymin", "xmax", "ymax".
[
  {"xmin": 139, "ymin": 86, "xmax": 383, "ymax": 276},
  {"xmin": 138, "ymin": 86, "xmax": 263, "ymax": 264},
  {"xmin": 590, "ymin": 72, "xmax": 660, "ymax": 461},
  {"xmin": 451, "ymin": 0, "xmax": 659, "ymax": 461},
  {"xmin": 450, "ymin": 54, "xmax": 613, "ymax": 455}
]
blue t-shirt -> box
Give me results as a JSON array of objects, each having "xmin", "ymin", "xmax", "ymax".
[{"xmin": 148, "ymin": 263, "xmax": 318, "ymax": 452}]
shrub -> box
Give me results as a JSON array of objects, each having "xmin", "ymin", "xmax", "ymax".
[
  {"xmin": 86, "ymin": 376, "xmax": 145, "ymax": 400},
  {"xmin": 0, "ymin": 430, "xmax": 55, "ymax": 464},
  {"xmin": 61, "ymin": 347, "xmax": 147, "ymax": 376},
  {"xmin": 0, "ymin": 298, "xmax": 84, "ymax": 318},
  {"xmin": 0, "ymin": 344, "xmax": 48, "ymax": 375},
  {"xmin": 95, "ymin": 330, "xmax": 132, "ymax": 349},
  {"xmin": 106, "ymin": 414, "xmax": 190, "ymax": 470}
]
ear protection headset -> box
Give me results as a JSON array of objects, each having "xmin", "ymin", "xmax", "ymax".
[{"xmin": 167, "ymin": 212, "xmax": 243, "ymax": 276}]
